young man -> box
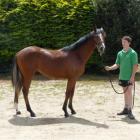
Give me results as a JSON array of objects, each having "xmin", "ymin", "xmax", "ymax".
[{"xmin": 105, "ymin": 36, "xmax": 138, "ymax": 120}]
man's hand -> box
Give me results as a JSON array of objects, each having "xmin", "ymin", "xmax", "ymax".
[
  {"xmin": 129, "ymin": 76, "xmax": 135, "ymax": 85},
  {"xmin": 105, "ymin": 66, "xmax": 111, "ymax": 71},
  {"xmin": 105, "ymin": 64, "xmax": 119, "ymax": 71}
]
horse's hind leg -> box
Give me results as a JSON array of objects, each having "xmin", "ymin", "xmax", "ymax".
[
  {"xmin": 62, "ymin": 79, "xmax": 76, "ymax": 117},
  {"xmin": 22, "ymin": 78, "xmax": 36, "ymax": 117},
  {"xmin": 68, "ymin": 80, "xmax": 76, "ymax": 115},
  {"xmin": 14, "ymin": 91, "xmax": 21, "ymax": 115}
]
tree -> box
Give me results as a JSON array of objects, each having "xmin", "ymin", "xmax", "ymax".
[
  {"xmin": 0, "ymin": 0, "xmax": 139, "ymax": 73},
  {"xmin": 95, "ymin": 0, "xmax": 140, "ymax": 64}
]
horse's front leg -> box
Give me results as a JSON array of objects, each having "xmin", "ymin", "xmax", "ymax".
[{"xmin": 62, "ymin": 79, "xmax": 76, "ymax": 117}]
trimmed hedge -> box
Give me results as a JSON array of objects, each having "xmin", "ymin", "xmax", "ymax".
[{"xmin": 0, "ymin": 0, "xmax": 139, "ymax": 73}]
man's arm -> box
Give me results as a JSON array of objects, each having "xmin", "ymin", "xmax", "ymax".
[
  {"xmin": 105, "ymin": 64, "xmax": 119, "ymax": 71},
  {"xmin": 130, "ymin": 64, "xmax": 138, "ymax": 83}
]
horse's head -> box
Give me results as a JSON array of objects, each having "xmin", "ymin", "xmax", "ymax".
[{"xmin": 93, "ymin": 27, "xmax": 106, "ymax": 56}]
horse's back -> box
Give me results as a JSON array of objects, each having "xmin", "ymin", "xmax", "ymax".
[
  {"xmin": 15, "ymin": 46, "xmax": 67, "ymax": 77},
  {"xmin": 15, "ymin": 46, "xmax": 84, "ymax": 79},
  {"xmin": 16, "ymin": 46, "xmax": 40, "ymax": 65},
  {"xmin": 16, "ymin": 46, "xmax": 41, "ymax": 56}
]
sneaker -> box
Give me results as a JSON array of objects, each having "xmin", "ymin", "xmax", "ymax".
[
  {"xmin": 128, "ymin": 109, "xmax": 135, "ymax": 120},
  {"xmin": 117, "ymin": 108, "xmax": 128, "ymax": 115}
]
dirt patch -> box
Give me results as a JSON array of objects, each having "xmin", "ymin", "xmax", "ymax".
[{"xmin": 0, "ymin": 75, "xmax": 140, "ymax": 140}]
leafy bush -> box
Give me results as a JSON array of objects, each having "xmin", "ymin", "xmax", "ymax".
[{"xmin": 0, "ymin": 0, "xmax": 139, "ymax": 73}]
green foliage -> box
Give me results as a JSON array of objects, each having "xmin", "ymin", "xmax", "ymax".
[
  {"xmin": 95, "ymin": 0, "xmax": 140, "ymax": 64},
  {"xmin": 0, "ymin": 0, "xmax": 97, "ymax": 72},
  {"xmin": 0, "ymin": 0, "xmax": 140, "ymax": 73}
]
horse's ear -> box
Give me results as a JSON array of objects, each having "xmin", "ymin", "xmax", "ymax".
[
  {"xmin": 93, "ymin": 25, "xmax": 97, "ymax": 33},
  {"xmin": 100, "ymin": 27, "xmax": 106, "ymax": 38},
  {"xmin": 100, "ymin": 27, "xmax": 104, "ymax": 32}
]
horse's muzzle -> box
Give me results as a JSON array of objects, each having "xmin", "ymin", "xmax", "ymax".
[{"xmin": 99, "ymin": 44, "xmax": 105, "ymax": 56}]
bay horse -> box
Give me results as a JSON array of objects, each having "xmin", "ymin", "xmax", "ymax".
[{"xmin": 12, "ymin": 27, "xmax": 106, "ymax": 117}]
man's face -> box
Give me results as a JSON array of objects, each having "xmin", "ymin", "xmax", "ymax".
[{"xmin": 121, "ymin": 39, "xmax": 130, "ymax": 47}]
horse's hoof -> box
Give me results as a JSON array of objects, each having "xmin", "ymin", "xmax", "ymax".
[
  {"xmin": 65, "ymin": 113, "xmax": 69, "ymax": 118},
  {"xmin": 71, "ymin": 110, "xmax": 76, "ymax": 115},
  {"xmin": 31, "ymin": 113, "xmax": 36, "ymax": 117},
  {"xmin": 16, "ymin": 111, "xmax": 21, "ymax": 115}
]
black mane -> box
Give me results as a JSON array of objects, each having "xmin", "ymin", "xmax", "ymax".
[{"xmin": 61, "ymin": 31, "xmax": 94, "ymax": 52}]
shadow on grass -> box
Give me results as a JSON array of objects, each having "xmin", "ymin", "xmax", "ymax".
[{"xmin": 9, "ymin": 115, "xmax": 109, "ymax": 128}]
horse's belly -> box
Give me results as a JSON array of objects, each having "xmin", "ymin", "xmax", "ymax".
[
  {"xmin": 38, "ymin": 68, "xmax": 68, "ymax": 79},
  {"xmin": 38, "ymin": 65, "xmax": 84, "ymax": 79},
  {"xmin": 38, "ymin": 56, "xmax": 85, "ymax": 79}
]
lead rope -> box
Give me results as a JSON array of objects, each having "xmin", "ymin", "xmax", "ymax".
[
  {"xmin": 108, "ymin": 71, "xmax": 135, "ymax": 108},
  {"xmin": 106, "ymin": 71, "xmax": 128, "ymax": 94},
  {"xmin": 100, "ymin": 55, "xmax": 135, "ymax": 108},
  {"xmin": 133, "ymin": 81, "xmax": 135, "ymax": 109}
]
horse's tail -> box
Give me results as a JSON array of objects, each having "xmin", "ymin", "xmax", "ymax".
[{"xmin": 12, "ymin": 57, "xmax": 23, "ymax": 104}]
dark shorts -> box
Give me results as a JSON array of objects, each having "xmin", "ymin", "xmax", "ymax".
[{"xmin": 118, "ymin": 80, "xmax": 132, "ymax": 87}]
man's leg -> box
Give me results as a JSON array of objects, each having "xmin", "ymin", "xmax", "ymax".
[
  {"xmin": 123, "ymin": 87, "xmax": 129, "ymax": 108},
  {"xmin": 125, "ymin": 85, "xmax": 135, "ymax": 119},
  {"xmin": 117, "ymin": 86, "xmax": 128, "ymax": 115}
]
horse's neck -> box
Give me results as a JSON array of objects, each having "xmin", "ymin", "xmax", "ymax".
[{"xmin": 77, "ymin": 41, "xmax": 96, "ymax": 64}]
